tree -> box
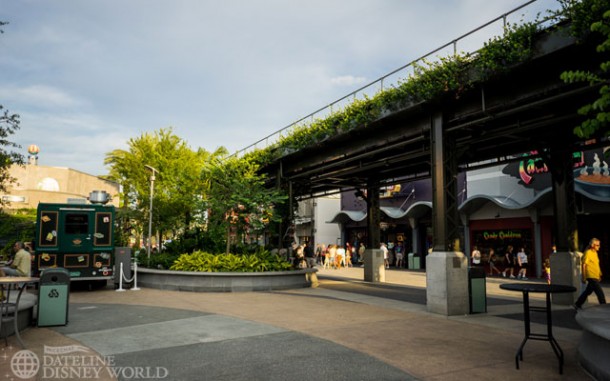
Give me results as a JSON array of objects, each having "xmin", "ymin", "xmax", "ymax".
[
  {"xmin": 201, "ymin": 155, "xmax": 286, "ymax": 254},
  {"xmin": 560, "ymin": 3, "xmax": 610, "ymax": 139},
  {"xmin": 104, "ymin": 128, "xmax": 215, "ymax": 248}
]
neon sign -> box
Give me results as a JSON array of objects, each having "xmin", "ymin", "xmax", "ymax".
[
  {"xmin": 483, "ymin": 231, "xmax": 522, "ymax": 240},
  {"xmin": 518, "ymin": 151, "xmax": 584, "ymax": 185}
]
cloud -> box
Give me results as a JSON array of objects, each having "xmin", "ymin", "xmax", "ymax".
[
  {"xmin": 330, "ymin": 76, "xmax": 367, "ymax": 87},
  {"xmin": 0, "ymin": 85, "xmax": 83, "ymax": 109}
]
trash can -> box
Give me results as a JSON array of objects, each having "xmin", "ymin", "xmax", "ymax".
[
  {"xmin": 37, "ymin": 268, "xmax": 70, "ymax": 327},
  {"xmin": 408, "ymin": 253, "xmax": 420, "ymax": 270},
  {"xmin": 469, "ymin": 266, "xmax": 487, "ymax": 313}
]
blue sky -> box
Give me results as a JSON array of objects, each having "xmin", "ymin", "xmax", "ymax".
[{"xmin": 0, "ymin": 0, "xmax": 561, "ymax": 175}]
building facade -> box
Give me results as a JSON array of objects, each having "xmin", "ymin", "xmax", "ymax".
[
  {"xmin": 1, "ymin": 164, "xmax": 120, "ymax": 210},
  {"xmin": 331, "ymin": 147, "xmax": 610, "ymax": 278}
]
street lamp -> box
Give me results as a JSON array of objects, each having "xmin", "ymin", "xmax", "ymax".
[{"xmin": 144, "ymin": 165, "xmax": 158, "ymax": 263}]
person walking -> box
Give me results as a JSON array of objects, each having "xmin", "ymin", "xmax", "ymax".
[
  {"xmin": 574, "ymin": 238, "xmax": 606, "ymax": 310},
  {"xmin": 502, "ymin": 245, "xmax": 516, "ymax": 278},
  {"xmin": 488, "ymin": 248, "xmax": 502, "ymax": 276},
  {"xmin": 516, "ymin": 247, "xmax": 528, "ymax": 280}
]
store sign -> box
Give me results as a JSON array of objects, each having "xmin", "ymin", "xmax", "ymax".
[
  {"xmin": 482, "ymin": 230, "xmax": 522, "ymax": 240},
  {"xmin": 518, "ymin": 151, "xmax": 584, "ymax": 185}
]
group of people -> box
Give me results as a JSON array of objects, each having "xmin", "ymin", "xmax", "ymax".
[
  {"xmin": 318, "ymin": 242, "xmax": 366, "ymax": 269},
  {"xmin": 472, "ymin": 239, "xmax": 606, "ymax": 310},
  {"xmin": 472, "ymin": 245, "xmax": 530, "ymax": 280}
]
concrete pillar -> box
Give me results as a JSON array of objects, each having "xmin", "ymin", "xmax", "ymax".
[
  {"xmin": 426, "ymin": 251, "xmax": 469, "ymax": 315},
  {"xmin": 551, "ymin": 251, "xmax": 581, "ymax": 304},
  {"xmin": 364, "ymin": 249, "xmax": 385, "ymax": 283}
]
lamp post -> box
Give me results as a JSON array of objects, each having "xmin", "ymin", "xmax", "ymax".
[{"xmin": 144, "ymin": 165, "xmax": 158, "ymax": 263}]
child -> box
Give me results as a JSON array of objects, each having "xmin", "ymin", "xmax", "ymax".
[{"xmin": 543, "ymin": 258, "xmax": 551, "ymax": 285}]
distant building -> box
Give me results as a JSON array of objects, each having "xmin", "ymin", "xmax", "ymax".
[
  {"xmin": 1, "ymin": 155, "xmax": 120, "ymax": 210},
  {"xmin": 295, "ymin": 195, "xmax": 341, "ymax": 247}
]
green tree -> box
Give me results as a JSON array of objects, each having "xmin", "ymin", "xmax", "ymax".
[
  {"xmin": 561, "ymin": 3, "xmax": 610, "ymax": 139},
  {"xmin": 201, "ymin": 155, "xmax": 286, "ymax": 254},
  {"xmin": 104, "ymin": 128, "xmax": 216, "ymax": 249}
]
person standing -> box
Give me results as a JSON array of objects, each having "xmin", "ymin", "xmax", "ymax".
[
  {"xmin": 471, "ymin": 246, "xmax": 481, "ymax": 267},
  {"xmin": 336, "ymin": 245, "xmax": 346, "ymax": 268},
  {"xmin": 381, "ymin": 243, "xmax": 389, "ymax": 269},
  {"xmin": 574, "ymin": 238, "xmax": 606, "ymax": 310},
  {"xmin": 517, "ymin": 247, "xmax": 528, "ymax": 280},
  {"xmin": 304, "ymin": 242, "xmax": 316, "ymax": 269},
  {"xmin": 358, "ymin": 243, "xmax": 366, "ymax": 265},
  {"xmin": 395, "ymin": 241, "xmax": 405, "ymax": 268}
]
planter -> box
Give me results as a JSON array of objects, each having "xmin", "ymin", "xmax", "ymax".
[{"xmin": 136, "ymin": 267, "xmax": 318, "ymax": 292}]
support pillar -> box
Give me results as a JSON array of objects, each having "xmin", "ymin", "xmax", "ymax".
[
  {"xmin": 366, "ymin": 182, "xmax": 381, "ymax": 249},
  {"xmin": 547, "ymin": 146, "xmax": 581, "ymax": 304},
  {"xmin": 427, "ymin": 112, "xmax": 469, "ymax": 316},
  {"xmin": 364, "ymin": 249, "xmax": 385, "ymax": 282}
]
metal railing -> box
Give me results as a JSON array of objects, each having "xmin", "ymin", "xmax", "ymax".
[{"xmin": 232, "ymin": 0, "xmax": 563, "ymax": 158}]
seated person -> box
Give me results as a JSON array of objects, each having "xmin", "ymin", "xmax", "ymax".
[{"xmin": 1, "ymin": 241, "xmax": 32, "ymax": 277}]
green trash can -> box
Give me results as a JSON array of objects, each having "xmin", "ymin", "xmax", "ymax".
[
  {"xmin": 408, "ymin": 253, "xmax": 420, "ymax": 270},
  {"xmin": 469, "ymin": 266, "xmax": 487, "ymax": 313},
  {"xmin": 37, "ymin": 268, "xmax": 70, "ymax": 327}
]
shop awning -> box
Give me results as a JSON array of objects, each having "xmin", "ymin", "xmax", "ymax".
[{"xmin": 328, "ymin": 201, "xmax": 433, "ymax": 223}]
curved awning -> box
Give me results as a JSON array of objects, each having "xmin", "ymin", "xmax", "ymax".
[
  {"xmin": 327, "ymin": 210, "xmax": 367, "ymax": 224},
  {"xmin": 329, "ymin": 201, "xmax": 432, "ymax": 223},
  {"xmin": 458, "ymin": 189, "xmax": 554, "ymax": 215},
  {"xmin": 328, "ymin": 186, "xmax": 608, "ymax": 224}
]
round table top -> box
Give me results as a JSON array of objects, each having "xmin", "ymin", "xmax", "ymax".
[
  {"xmin": 0, "ymin": 276, "xmax": 39, "ymax": 284},
  {"xmin": 500, "ymin": 282, "xmax": 576, "ymax": 293}
]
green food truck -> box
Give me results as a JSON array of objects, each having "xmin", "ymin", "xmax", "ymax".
[{"xmin": 33, "ymin": 191, "xmax": 115, "ymax": 283}]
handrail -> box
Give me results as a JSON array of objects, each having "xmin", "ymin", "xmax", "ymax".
[{"xmin": 231, "ymin": 0, "xmax": 560, "ymax": 158}]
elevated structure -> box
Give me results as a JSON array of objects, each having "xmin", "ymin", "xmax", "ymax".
[{"xmin": 260, "ymin": 21, "xmax": 603, "ymax": 314}]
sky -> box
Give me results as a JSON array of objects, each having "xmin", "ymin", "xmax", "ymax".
[{"xmin": 0, "ymin": 0, "xmax": 562, "ymax": 176}]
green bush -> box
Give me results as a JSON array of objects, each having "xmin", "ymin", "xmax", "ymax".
[
  {"xmin": 170, "ymin": 250, "xmax": 293, "ymax": 272},
  {"xmin": 136, "ymin": 250, "xmax": 180, "ymax": 270}
]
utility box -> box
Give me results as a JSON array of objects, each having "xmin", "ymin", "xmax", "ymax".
[
  {"xmin": 38, "ymin": 268, "xmax": 71, "ymax": 327},
  {"xmin": 114, "ymin": 247, "xmax": 132, "ymax": 289},
  {"xmin": 468, "ymin": 266, "xmax": 487, "ymax": 314}
]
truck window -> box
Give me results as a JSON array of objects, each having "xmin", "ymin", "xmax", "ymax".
[{"xmin": 65, "ymin": 213, "xmax": 89, "ymax": 235}]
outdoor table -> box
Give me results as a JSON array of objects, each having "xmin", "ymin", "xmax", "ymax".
[
  {"xmin": 499, "ymin": 282, "xmax": 576, "ymax": 374},
  {"xmin": 0, "ymin": 277, "xmax": 39, "ymax": 348}
]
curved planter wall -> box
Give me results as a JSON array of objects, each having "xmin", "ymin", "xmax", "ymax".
[
  {"xmin": 575, "ymin": 304, "xmax": 610, "ymax": 381},
  {"xmin": 137, "ymin": 267, "xmax": 317, "ymax": 292}
]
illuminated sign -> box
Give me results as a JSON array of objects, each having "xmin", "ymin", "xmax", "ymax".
[
  {"xmin": 518, "ymin": 151, "xmax": 584, "ymax": 185},
  {"xmin": 482, "ymin": 230, "xmax": 522, "ymax": 240}
]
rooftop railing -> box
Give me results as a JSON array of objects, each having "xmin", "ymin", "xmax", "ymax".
[{"xmin": 232, "ymin": 0, "xmax": 563, "ymax": 158}]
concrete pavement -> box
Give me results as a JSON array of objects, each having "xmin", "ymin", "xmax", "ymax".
[{"xmin": 1, "ymin": 266, "xmax": 606, "ymax": 380}]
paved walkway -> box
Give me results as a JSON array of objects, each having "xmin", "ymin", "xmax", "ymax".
[{"xmin": 1, "ymin": 267, "xmax": 607, "ymax": 380}]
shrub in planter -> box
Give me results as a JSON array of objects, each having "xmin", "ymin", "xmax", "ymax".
[{"xmin": 170, "ymin": 250, "xmax": 293, "ymax": 272}]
